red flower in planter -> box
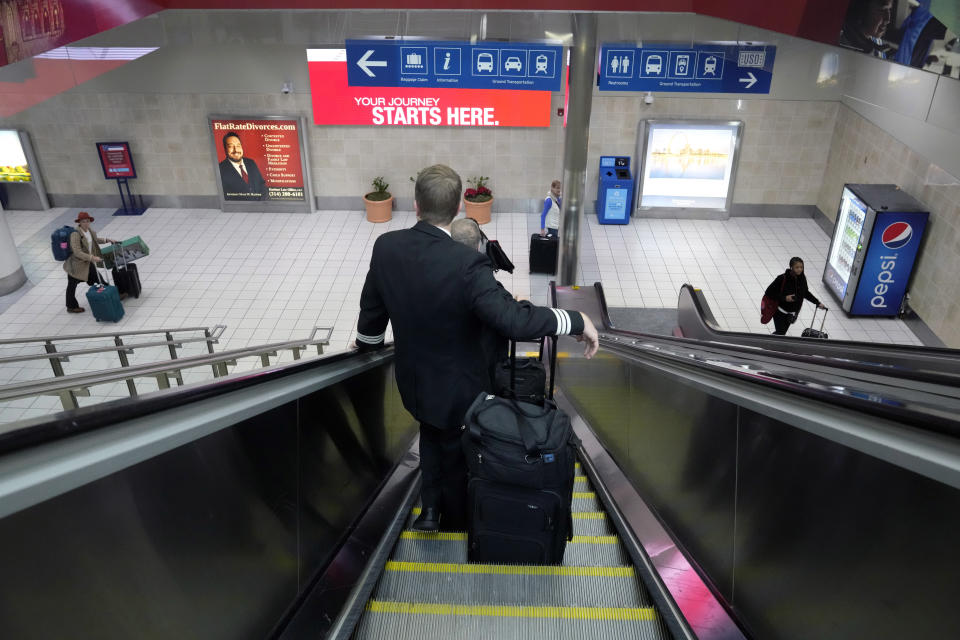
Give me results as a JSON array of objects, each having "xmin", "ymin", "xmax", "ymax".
[{"xmin": 464, "ymin": 176, "xmax": 492, "ymax": 203}]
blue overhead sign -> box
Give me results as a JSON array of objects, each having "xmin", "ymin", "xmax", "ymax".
[
  {"xmin": 598, "ymin": 43, "xmax": 776, "ymax": 94},
  {"xmin": 346, "ymin": 39, "xmax": 563, "ymax": 91}
]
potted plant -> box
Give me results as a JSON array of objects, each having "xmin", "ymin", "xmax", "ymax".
[
  {"xmin": 463, "ymin": 175, "xmax": 493, "ymax": 225},
  {"xmin": 363, "ymin": 176, "xmax": 393, "ymax": 223}
]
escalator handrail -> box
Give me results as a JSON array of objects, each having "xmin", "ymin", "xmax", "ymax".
[
  {"xmin": 552, "ymin": 283, "xmax": 960, "ymax": 436},
  {"xmin": 598, "ymin": 334, "xmax": 960, "ymax": 436},
  {"xmin": 679, "ymin": 283, "xmax": 959, "ymax": 360},
  {"xmin": 593, "ymin": 282, "xmax": 960, "ymax": 387},
  {"xmin": 0, "ymin": 344, "xmax": 395, "ymax": 458}
]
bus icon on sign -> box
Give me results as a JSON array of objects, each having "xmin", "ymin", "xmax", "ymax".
[
  {"xmin": 645, "ymin": 55, "xmax": 662, "ymax": 74},
  {"xmin": 477, "ymin": 52, "xmax": 494, "ymax": 72},
  {"xmin": 738, "ymin": 50, "xmax": 766, "ymax": 68}
]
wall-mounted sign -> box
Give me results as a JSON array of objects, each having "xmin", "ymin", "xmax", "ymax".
[
  {"xmin": 0, "ymin": 130, "xmax": 31, "ymax": 182},
  {"xmin": 209, "ymin": 117, "xmax": 307, "ymax": 203},
  {"xmin": 599, "ymin": 43, "xmax": 776, "ymax": 94},
  {"xmin": 345, "ymin": 40, "xmax": 562, "ymax": 91},
  {"xmin": 308, "ymin": 49, "xmax": 552, "ymax": 127},
  {"xmin": 95, "ymin": 142, "xmax": 136, "ymax": 179}
]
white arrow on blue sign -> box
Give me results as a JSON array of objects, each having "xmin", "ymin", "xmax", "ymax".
[
  {"xmin": 357, "ymin": 49, "xmax": 388, "ymax": 77},
  {"xmin": 598, "ymin": 43, "xmax": 776, "ymax": 94},
  {"xmin": 345, "ymin": 39, "xmax": 562, "ymax": 91}
]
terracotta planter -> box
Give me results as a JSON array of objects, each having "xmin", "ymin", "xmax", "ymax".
[
  {"xmin": 363, "ymin": 194, "xmax": 393, "ymax": 223},
  {"xmin": 463, "ymin": 197, "xmax": 493, "ymax": 225}
]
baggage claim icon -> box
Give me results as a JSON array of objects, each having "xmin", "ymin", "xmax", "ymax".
[{"xmin": 881, "ymin": 222, "xmax": 913, "ymax": 250}]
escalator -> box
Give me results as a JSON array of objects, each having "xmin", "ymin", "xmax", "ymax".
[
  {"xmin": 0, "ymin": 288, "xmax": 958, "ymax": 640},
  {"xmin": 349, "ymin": 467, "xmax": 671, "ymax": 639}
]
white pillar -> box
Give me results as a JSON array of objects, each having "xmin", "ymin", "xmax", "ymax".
[{"xmin": 0, "ymin": 207, "xmax": 27, "ymax": 295}]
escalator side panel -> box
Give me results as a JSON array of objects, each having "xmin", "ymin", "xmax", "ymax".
[
  {"xmin": 561, "ymin": 345, "xmax": 960, "ymax": 640},
  {"xmin": 0, "ymin": 361, "xmax": 418, "ymax": 640},
  {"xmin": 560, "ymin": 352, "xmax": 738, "ymax": 603},
  {"xmin": 735, "ymin": 407, "xmax": 960, "ymax": 640}
]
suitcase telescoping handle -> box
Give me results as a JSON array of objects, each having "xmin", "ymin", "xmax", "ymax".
[
  {"xmin": 508, "ymin": 335, "xmax": 556, "ymax": 401},
  {"xmin": 810, "ymin": 305, "xmax": 828, "ymax": 331}
]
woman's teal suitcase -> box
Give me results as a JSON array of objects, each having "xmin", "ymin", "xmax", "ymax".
[{"xmin": 86, "ymin": 271, "xmax": 124, "ymax": 323}]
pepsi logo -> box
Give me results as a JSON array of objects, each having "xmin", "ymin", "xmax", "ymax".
[{"xmin": 881, "ymin": 222, "xmax": 913, "ymax": 250}]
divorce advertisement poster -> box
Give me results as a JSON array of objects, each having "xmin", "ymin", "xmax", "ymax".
[{"xmin": 210, "ymin": 117, "xmax": 306, "ymax": 202}]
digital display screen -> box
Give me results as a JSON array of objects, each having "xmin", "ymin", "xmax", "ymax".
[
  {"xmin": 825, "ymin": 186, "xmax": 868, "ymax": 299},
  {"xmin": 96, "ymin": 142, "xmax": 136, "ymax": 179},
  {"xmin": 0, "ymin": 130, "xmax": 31, "ymax": 183},
  {"xmin": 639, "ymin": 122, "xmax": 740, "ymax": 209}
]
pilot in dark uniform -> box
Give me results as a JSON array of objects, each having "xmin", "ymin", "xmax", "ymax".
[{"xmin": 356, "ymin": 164, "xmax": 598, "ymax": 531}]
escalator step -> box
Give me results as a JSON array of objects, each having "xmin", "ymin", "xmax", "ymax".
[
  {"xmin": 371, "ymin": 561, "xmax": 650, "ymax": 608},
  {"xmin": 353, "ymin": 601, "xmax": 668, "ymax": 640},
  {"xmin": 391, "ymin": 531, "xmax": 631, "ymax": 566},
  {"xmin": 407, "ymin": 508, "xmax": 613, "ymax": 536}
]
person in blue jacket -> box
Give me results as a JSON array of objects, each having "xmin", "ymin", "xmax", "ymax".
[{"xmin": 540, "ymin": 180, "xmax": 562, "ymax": 237}]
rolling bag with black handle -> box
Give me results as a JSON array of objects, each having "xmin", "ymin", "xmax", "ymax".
[
  {"xmin": 529, "ymin": 233, "xmax": 559, "ymax": 274},
  {"xmin": 493, "ymin": 337, "xmax": 556, "ymax": 406},
  {"xmin": 801, "ymin": 306, "xmax": 829, "ymax": 339},
  {"xmin": 110, "ymin": 242, "xmax": 142, "ymax": 299},
  {"xmin": 462, "ymin": 393, "xmax": 579, "ymax": 565}
]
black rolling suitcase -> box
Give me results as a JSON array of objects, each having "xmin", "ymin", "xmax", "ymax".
[
  {"xmin": 801, "ymin": 307, "xmax": 828, "ymax": 339},
  {"xmin": 462, "ymin": 391, "xmax": 579, "ymax": 565},
  {"xmin": 111, "ymin": 242, "xmax": 142, "ymax": 299},
  {"xmin": 529, "ymin": 233, "xmax": 558, "ymax": 274},
  {"xmin": 492, "ymin": 337, "xmax": 555, "ymax": 406}
]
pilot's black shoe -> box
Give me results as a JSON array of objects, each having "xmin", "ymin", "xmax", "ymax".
[{"xmin": 412, "ymin": 507, "xmax": 440, "ymax": 532}]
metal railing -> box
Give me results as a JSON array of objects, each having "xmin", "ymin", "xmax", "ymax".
[
  {"xmin": 0, "ymin": 326, "xmax": 227, "ymax": 401},
  {"xmin": 0, "ymin": 327, "xmax": 334, "ymax": 411}
]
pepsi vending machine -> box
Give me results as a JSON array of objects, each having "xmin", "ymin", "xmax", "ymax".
[{"xmin": 822, "ymin": 184, "xmax": 928, "ymax": 316}]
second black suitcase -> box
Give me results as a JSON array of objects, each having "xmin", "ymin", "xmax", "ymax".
[
  {"xmin": 493, "ymin": 339, "xmax": 550, "ymax": 405},
  {"xmin": 110, "ymin": 241, "xmax": 142, "ymax": 299},
  {"xmin": 112, "ymin": 263, "xmax": 141, "ymax": 298},
  {"xmin": 529, "ymin": 234, "xmax": 558, "ymax": 274}
]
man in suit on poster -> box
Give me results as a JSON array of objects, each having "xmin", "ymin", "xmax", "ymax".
[
  {"xmin": 218, "ymin": 131, "xmax": 266, "ymax": 200},
  {"xmin": 355, "ymin": 164, "xmax": 599, "ymax": 532}
]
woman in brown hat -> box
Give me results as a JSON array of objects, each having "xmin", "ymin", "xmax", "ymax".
[{"xmin": 63, "ymin": 211, "xmax": 122, "ymax": 313}]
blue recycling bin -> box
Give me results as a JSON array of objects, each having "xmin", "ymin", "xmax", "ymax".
[{"xmin": 597, "ymin": 156, "xmax": 633, "ymax": 224}]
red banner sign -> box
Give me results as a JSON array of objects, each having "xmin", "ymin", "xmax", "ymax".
[
  {"xmin": 307, "ymin": 50, "xmax": 551, "ymax": 127},
  {"xmin": 210, "ymin": 118, "xmax": 305, "ymax": 202}
]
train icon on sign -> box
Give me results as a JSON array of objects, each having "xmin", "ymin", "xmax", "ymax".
[
  {"xmin": 703, "ymin": 56, "xmax": 717, "ymax": 75},
  {"xmin": 535, "ymin": 55, "xmax": 548, "ymax": 73}
]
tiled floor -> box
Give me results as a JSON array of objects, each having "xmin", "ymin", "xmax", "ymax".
[{"xmin": 0, "ymin": 206, "xmax": 924, "ymax": 424}]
